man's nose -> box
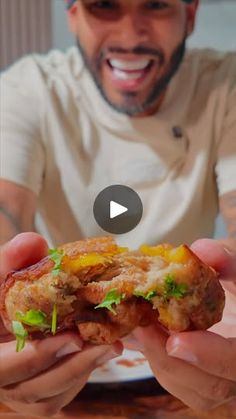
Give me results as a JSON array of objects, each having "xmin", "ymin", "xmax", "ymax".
[{"xmin": 115, "ymin": 14, "xmax": 150, "ymax": 48}]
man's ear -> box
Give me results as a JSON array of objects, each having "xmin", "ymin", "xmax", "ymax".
[
  {"xmin": 186, "ymin": 0, "xmax": 199, "ymax": 37},
  {"xmin": 65, "ymin": 0, "xmax": 79, "ymax": 35}
]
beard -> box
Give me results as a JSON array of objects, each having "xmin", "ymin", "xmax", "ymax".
[{"xmin": 76, "ymin": 36, "xmax": 186, "ymax": 117}]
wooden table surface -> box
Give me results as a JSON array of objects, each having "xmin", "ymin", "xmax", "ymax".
[{"xmin": 0, "ymin": 378, "xmax": 236, "ymax": 419}]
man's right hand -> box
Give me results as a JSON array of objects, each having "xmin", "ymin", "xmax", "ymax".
[{"xmin": 0, "ymin": 233, "xmax": 122, "ymax": 417}]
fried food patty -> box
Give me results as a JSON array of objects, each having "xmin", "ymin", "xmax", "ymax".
[{"xmin": 0, "ymin": 237, "xmax": 225, "ymax": 347}]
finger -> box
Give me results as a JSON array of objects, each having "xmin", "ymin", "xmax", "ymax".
[
  {"xmin": 0, "ymin": 232, "xmax": 48, "ymax": 278},
  {"xmin": 0, "ymin": 332, "xmax": 83, "ymax": 387},
  {"xmin": 3, "ymin": 370, "xmax": 91, "ymax": 417},
  {"xmin": 145, "ymin": 368, "xmax": 217, "ymax": 412},
  {"xmin": 1, "ymin": 342, "xmax": 123, "ymax": 404},
  {"xmin": 191, "ymin": 239, "xmax": 236, "ymax": 279},
  {"xmin": 39, "ymin": 371, "xmax": 90, "ymax": 413},
  {"xmin": 0, "ymin": 316, "xmax": 13, "ymax": 342},
  {"xmin": 167, "ymin": 330, "xmax": 236, "ymax": 381},
  {"xmin": 133, "ymin": 326, "xmax": 236, "ymax": 410}
]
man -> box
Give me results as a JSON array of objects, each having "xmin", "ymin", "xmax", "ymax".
[{"xmin": 0, "ymin": 0, "xmax": 235, "ymax": 415}]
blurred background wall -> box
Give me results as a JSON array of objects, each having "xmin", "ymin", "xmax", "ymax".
[{"xmin": 0, "ymin": 0, "xmax": 52, "ymax": 70}]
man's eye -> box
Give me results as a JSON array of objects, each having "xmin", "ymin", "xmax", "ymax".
[
  {"xmin": 91, "ymin": 0, "xmax": 116, "ymax": 9},
  {"xmin": 86, "ymin": 0, "xmax": 119, "ymax": 19},
  {"xmin": 145, "ymin": 1, "xmax": 169, "ymax": 10}
]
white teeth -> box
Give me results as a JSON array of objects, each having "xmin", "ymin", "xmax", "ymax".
[
  {"xmin": 109, "ymin": 59, "xmax": 150, "ymax": 71},
  {"xmin": 113, "ymin": 69, "xmax": 143, "ymax": 80}
]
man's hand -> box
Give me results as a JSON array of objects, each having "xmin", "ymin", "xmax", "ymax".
[
  {"xmin": 129, "ymin": 239, "xmax": 236, "ymax": 411},
  {"xmin": 0, "ymin": 233, "xmax": 122, "ymax": 416},
  {"xmin": 0, "ymin": 233, "xmax": 48, "ymax": 341}
]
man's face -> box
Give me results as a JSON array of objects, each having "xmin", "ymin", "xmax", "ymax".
[{"xmin": 68, "ymin": 0, "xmax": 198, "ymax": 116}]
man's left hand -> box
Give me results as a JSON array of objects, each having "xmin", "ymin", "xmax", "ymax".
[{"xmin": 129, "ymin": 239, "xmax": 236, "ymax": 411}]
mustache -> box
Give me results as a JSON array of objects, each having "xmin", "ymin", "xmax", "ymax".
[{"xmin": 97, "ymin": 46, "xmax": 165, "ymax": 66}]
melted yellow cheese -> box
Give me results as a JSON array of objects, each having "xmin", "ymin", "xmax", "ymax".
[
  {"xmin": 117, "ymin": 247, "xmax": 129, "ymax": 253},
  {"xmin": 158, "ymin": 307, "xmax": 175, "ymax": 328},
  {"xmin": 139, "ymin": 244, "xmax": 189, "ymax": 264},
  {"xmin": 61, "ymin": 246, "xmax": 129, "ymax": 274},
  {"xmin": 167, "ymin": 246, "xmax": 189, "ymax": 264},
  {"xmin": 139, "ymin": 244, "xmax": 172, "ymax": 258},
  {"xmin": 62, "ymin": 254, "xmax": 112, "ymax": 273}
]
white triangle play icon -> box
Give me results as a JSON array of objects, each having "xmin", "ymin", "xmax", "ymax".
[{"xmin": 110, "ymin": 200, "xmax": 128, "ymax": 219}]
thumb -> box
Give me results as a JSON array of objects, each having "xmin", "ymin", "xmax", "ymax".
[
  {"xmin": 0, "ymin": 233, "xmax": 48, "ymax": 279},
  {"xmin": 191, "ymin": 239, "xmax": 236, "ymax": 280}
]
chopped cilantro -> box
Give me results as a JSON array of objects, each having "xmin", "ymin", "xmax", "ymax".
[
  {"xmin": 94, "ymin": 289, "xmax": 125, "ymax": 315},
  {"xmin": 134, "ymin": 290, "xmax": 158, "ymax": 301},
  {"xmin": 133, "ymin": 290, "xmax": 145, "ymax": 298},
  {"xmin": 49, "ymin": 248, "xmax": 65, "ymax": 276},
  {"xmin": 164, "ymin": 274, "xmax": 188, "ymax": 299},
  {"xmin": 146, "ymin": 290, "xmax": 158, "ymax": 300},
  {"xmin": 51, "ymin": 304, "xmax": 57, "ymax": 335},
  {"xmin": 12, "ymin": 320, "xmax": 28, "ymax": 352},
  {"xmin": 134, "ymin": 276, "xmax": 187, "ymax": 301},
  {"xmin": 16, "ymin": 309, "xmax": 50, "ymax": 328}
]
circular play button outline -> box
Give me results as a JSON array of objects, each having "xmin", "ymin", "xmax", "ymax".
[{"xmin": 93, "ymin": 184, "xmax": 143, "ymax": 235}]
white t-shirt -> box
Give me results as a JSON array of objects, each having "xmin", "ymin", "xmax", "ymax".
[{"xmin": 1, "ymin": 47, "xmax": 236, "ymax": 248}]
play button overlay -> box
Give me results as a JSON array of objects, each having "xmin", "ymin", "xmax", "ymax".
[
  {"xmin": 93, "ymin": 185, "xmax": 143, "ymax": 234},
  {"xmin": 110, "ymin": 201, "xmax": 128, "ymax": 219}
]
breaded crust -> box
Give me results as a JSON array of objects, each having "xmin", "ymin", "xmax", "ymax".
[{"xmin": 0, "ymin": 237, "xmax": 225, "ymax": 344}]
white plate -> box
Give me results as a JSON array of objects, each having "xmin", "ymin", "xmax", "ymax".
[{"xmin": 88, "ymin": 349, "xmax": 154, "ymax": 383}]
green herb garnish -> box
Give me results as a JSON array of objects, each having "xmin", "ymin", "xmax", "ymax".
[
  {"xmin": 95, "ymin": 289, "xmax": 125, "ymax": 315},
  {"xmin": 16, "ymin": 309, "xmax": 49, "ymax": 328},
  {"xmin": 164, "ymin": 274, "xmax": 188, "ymax": 299},
  {"xmin": 12, "ymin": 320, "xmax": 28, "ymax": 352},
  {"xmin": 49, "ymin": 248, "xmax": 65, "ymax": 276},
  {"xmin": 51, "ymin": 304, "xmax": 57, "ymax": 335},
  {"xmin": 134, "ymin": 290, "xmax": 158, "ymax": 301},
  {"xmin": 145, "ymin": 290, "xmax": 158, "ymax": 300}
]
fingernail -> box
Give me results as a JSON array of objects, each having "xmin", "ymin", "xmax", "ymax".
[
  {"xmin": 56, "ymin": 342, "xmax": 82, "ymax": 359},
  {"xmin": 96, "ymin": 349, "xmax": 121, "ymax": 366},
  {"xmin": 167, "ymin": 339, "xmax": 198, "ymax": 364}
]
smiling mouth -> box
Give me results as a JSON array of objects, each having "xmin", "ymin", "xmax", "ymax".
[{"xmin": 105, "ymin": 58, "xmax": 156, "ymax": 90}]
